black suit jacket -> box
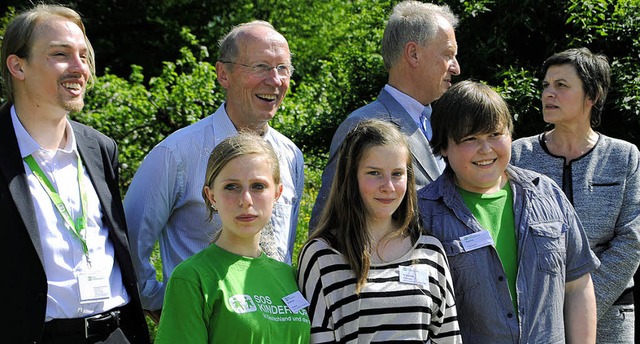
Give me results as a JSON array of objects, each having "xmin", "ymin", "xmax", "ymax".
[{"xmin": 0, "ymin": 102, "xmax": 150, "ymax": 343}]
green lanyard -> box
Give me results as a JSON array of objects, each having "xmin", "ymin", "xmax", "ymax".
[{"xmin": 24, "ymin": 154, "xmax": 89, "ymax": 256}]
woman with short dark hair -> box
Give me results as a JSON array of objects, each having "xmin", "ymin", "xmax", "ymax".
[{"xmin": 512, "ymin": 47, "xmax": 640, "ymax": 343}]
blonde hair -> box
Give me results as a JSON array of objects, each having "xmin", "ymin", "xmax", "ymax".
[{"xmin": 1, "ymin": 4, "xmax": 95, "ymax": 101}]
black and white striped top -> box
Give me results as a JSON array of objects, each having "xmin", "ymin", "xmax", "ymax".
[{"xmin": 297, "ymin": 235, "xmax": 462, "ymax": 344}]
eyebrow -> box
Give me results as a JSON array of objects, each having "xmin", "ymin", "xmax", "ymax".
[
  {"xmin": 543, "ymin": 78, "xmax": 568, "ymax": 83},
  {"xmin": 47, "ymin": 41, "xmax": 87, "ymax": 50},
  {"xmin": 219, "ymin": 176, "xmax": 271, "ymax": 183},
  {"xmin": 361, "ymin": 165, "xmax": 405, "ymax": 170}
]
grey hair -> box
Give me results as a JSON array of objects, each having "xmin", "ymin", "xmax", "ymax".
[
  {"xmin": 381, "ymin": 1, "xmax": 458, "ymax": 71},
  {"xmin": 218, "ymin": 20, "xmax": 276, "ymax": 62}
]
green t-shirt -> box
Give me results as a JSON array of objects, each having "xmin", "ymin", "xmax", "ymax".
[
  {"xmin": 458, "ymin": 183, "xmax": 518, "ymax": 312},
  {"xmin": 155, "ymin": 244, "xmax": 310, "ymax": 344}
]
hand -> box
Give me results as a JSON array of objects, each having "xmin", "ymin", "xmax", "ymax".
[{"xmin": 144, "ymin": 308, "xmax": 162, "ymax": 324}]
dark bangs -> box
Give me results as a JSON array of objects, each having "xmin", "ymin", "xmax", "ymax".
[{"xmin": 450, "ymin": 94, "xmax": 512, "ymax": 144}]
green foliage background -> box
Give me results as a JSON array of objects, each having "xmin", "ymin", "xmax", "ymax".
[
  {"xmin": 2, "ymin": 0, "xmax": 639, "ymax": 339},
  {"xmin": 2, "ymin": 0, "xmax": 639, "ymax": 189}
]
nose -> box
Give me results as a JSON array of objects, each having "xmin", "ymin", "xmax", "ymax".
[
  {"xmin": 449, "ymin": 58, "xmax": 460, "ymax": 76},
  {"xmin": 239, "ymin": 189, "xmax": 252, "ymax": 208},
  {"xmin": 542, "ymin": 86, "xmax": 556, "ymax": 98},
  {"xmin": 379, "ymin": 175, "xmax": 395, "ymax": 193},
  {"xmin": 263, "ymin": 68, "xmax": 285, "ymax": 86},
  {"xmin": 478, "ymin": 139, "xmax": 492, "ymax": 154},
  {"xmin": 68, "ymin": 52, "xmax": 89, "ymax": 76}
]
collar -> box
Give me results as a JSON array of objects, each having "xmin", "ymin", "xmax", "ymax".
[
  {"xmin": 212, "ymin": 102, "xmax": 273, "ymax": 145},
  {"xmin": 384, "ymin": 84, "xmax": 427, "ymax": 125},
  {"xmin": 11, "ymin": 105, "xmax": 77, "ymax": 159}
]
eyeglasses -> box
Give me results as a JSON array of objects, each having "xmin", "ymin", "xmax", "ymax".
[{"xmin": 219, "ymin": 61, "xmax": 294, "ymax": 78}]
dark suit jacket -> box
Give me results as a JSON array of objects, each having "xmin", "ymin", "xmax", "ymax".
[
  {"xmin": 0, "ymin": 102, "xmax": 150, "ymax": 343},
  {"xmin": 309, "ymin": 88, "xmax": 442, "ymax": 229}
]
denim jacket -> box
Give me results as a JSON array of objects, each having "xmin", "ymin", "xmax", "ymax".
[{"xmin": 417, "ymin": 165, "xmax": 599, "ymax": 344}]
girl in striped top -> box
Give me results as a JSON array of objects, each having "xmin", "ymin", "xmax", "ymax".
[{"xmin": 298, "ymin": 119, "xmax": 461, "ymax": 343}]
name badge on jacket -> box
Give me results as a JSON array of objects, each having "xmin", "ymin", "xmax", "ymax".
[{"xmin": 460, "ymin": 230, "xmax": 494, "ymax": 252}]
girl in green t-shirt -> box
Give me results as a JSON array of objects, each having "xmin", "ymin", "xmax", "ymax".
[{"xmin": 155, "ymin": 132, "xmax": 310, "ymax": 343}]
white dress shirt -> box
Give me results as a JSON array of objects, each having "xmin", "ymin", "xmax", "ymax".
[
  {"xmin": 11, "ymin": 107, "xmax": 128, "ymax": 321},
  {"xmin": 124, "ymin": 103, "xmax": 305, "ymax": 310}
]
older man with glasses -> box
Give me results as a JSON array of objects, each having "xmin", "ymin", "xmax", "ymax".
[{"xmin": 124, "ymin": 20, "xmax": 304, "ymax": 324}]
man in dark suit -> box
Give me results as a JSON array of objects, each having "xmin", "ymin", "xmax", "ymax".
[
  {"xmin": 0, "ymin": 4, "xmax": 149, "ymax": 343},
  {"xmin": 310, "ymin": 1, "xmax": 461, "ymax": 229}
]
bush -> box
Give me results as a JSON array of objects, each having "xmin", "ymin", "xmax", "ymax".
[{"xmin": 73, "ymin": 29, "xmax": 224, "ymax": 190}]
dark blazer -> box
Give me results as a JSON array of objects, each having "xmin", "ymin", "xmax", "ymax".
[
  {"xmin": 0, "ymin": 102, "xmax": 150, "ymax": 343},
  {"xmin": 309, "ymin": 88, "xmax": 442, "ymax": 228}
]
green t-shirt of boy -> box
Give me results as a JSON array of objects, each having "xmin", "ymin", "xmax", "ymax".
[{"xmin": 458, "ymin": 182, "xmax": 518, "ymax": 313}]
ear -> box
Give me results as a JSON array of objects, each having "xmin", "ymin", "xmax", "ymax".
[
  {"xmin": 274, "ymin": 183, "xmax": 283, "ymax": 202},
  {"xmin": 403, "ymin": 41, "xmax": 420, "ymax": 68},
  {"xmin": 203, "ymin": 185, "xmax": 217, "ymax": 208},
  {"xmin": 216, "ymin": 61, "xmax": 230, "ymax": 89},
  {"xmin": 6, "ymin": 55, "xmax": 26, "ymax": 81}
]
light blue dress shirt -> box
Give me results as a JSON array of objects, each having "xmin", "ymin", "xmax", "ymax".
[
  {"xmin": 124, "ymin": 103, "xmax": 304, "ymax": 310},
  {"xmin": 419, "ymin": 106, "xmax": 433, "ymax": 141},
  {"xmin": 383, "ymin": 84, "xmax": 424, "ymax": 127}
]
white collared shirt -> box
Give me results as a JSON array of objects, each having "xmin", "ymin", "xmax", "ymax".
[{"xmin": 11, "ymin": 107, "xmax": 128, "ymax": 321}]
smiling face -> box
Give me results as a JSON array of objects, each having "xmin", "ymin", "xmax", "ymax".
[
  {"xmin": 443, "ymin": 128, "xmax": 511, "ymax": 194},
  {"xmin": 217, "ymin": 25, "xmax": 291, "ymax": 133},
  {"xmin": 10, "ymin": 17, "xmax": 91, "ymax": 116},
  {"xmin": 357, "ymin": 144, "xmax": 409, "ymax": 225},
  {"xmin": 542, "ymin": 64, "xmax": 594, "ymax": 128},
  {"xmin": 204, "ymin": 154, "xmax": 282, "ymax": 247},
  {"xmin": 417, "ymin": 16, "xmax": 460, "ymax": 104}
]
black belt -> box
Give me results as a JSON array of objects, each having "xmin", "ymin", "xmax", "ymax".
[{"xmin": 44, "ymin": 307, "xmax": 123, "ymax": 339}]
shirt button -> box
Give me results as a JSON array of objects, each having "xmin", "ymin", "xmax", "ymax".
[
  {"xmin": 507, "ymin": 313, "xmax": 513, "ymax": 318},
  {"xmin": 498, "ymin": 276, "xmax": 504, "ymax": 282}
]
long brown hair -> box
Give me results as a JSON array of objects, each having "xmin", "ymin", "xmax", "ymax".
[{"xmin": 309, "ymin": 119, "xmax": 421, "ymax": 292}]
